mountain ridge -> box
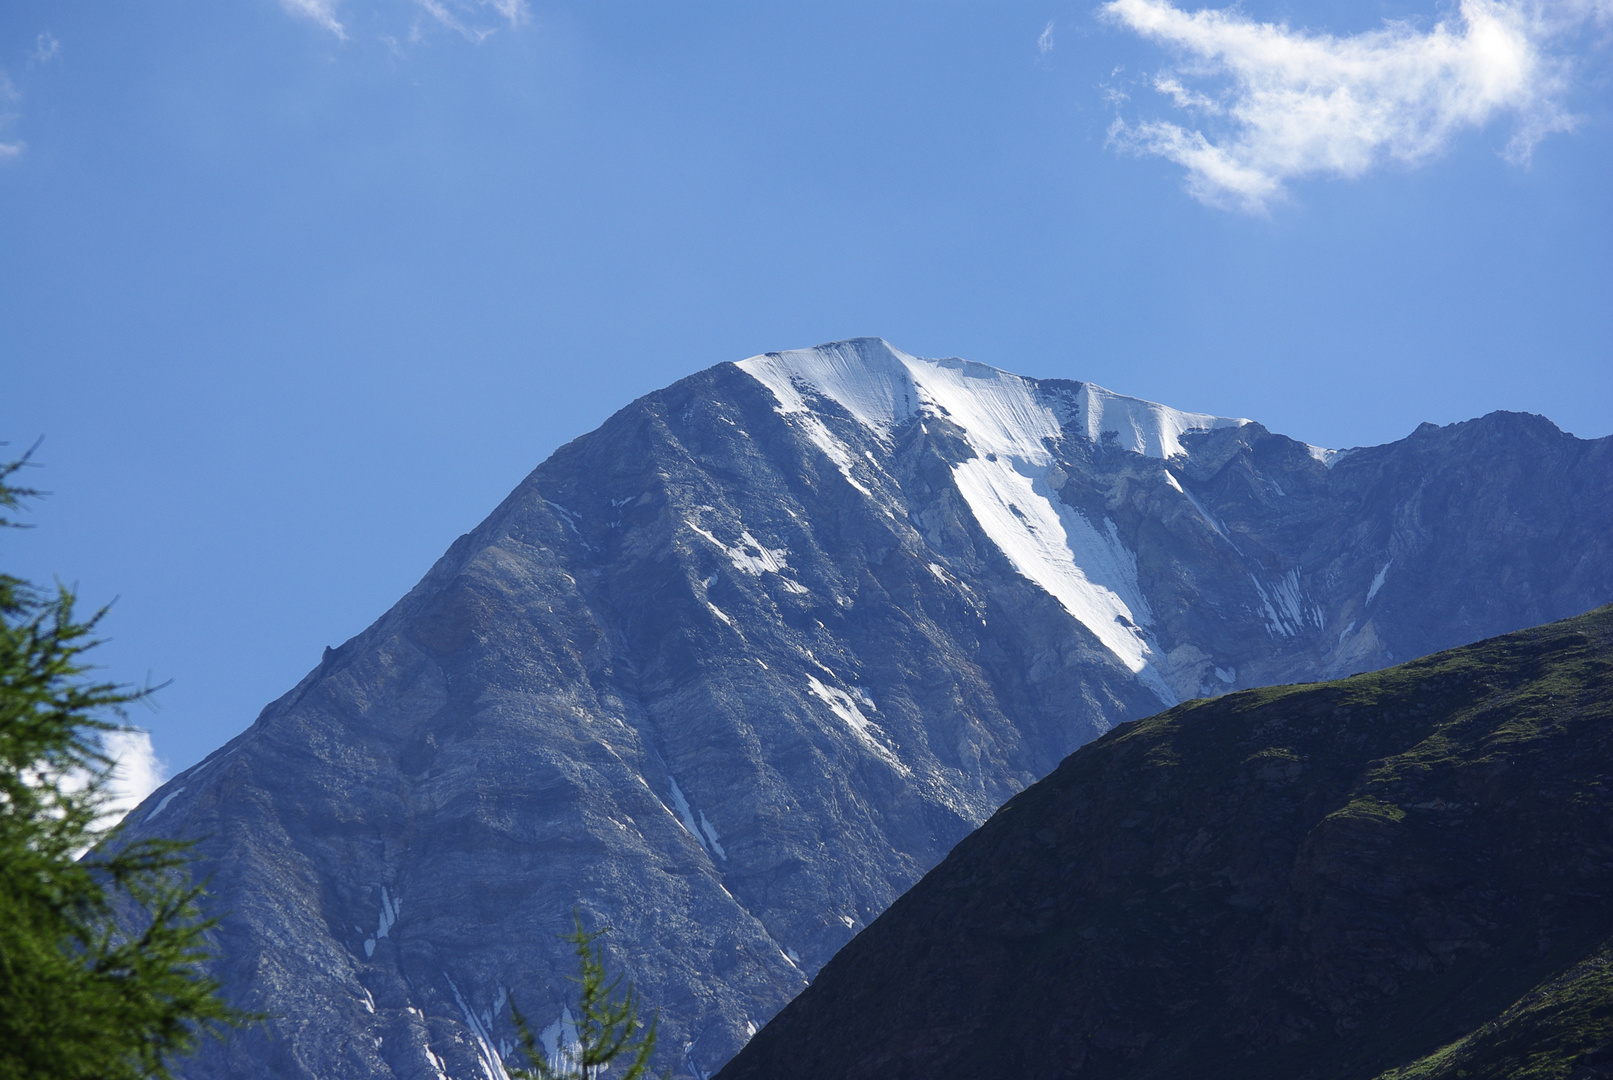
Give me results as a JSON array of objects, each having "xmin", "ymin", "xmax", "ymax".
[{"xmin": 115, "ymin": 340, "xmax": 1611, "ymax": 1079}]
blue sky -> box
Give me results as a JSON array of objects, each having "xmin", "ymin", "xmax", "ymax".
[{"xmin": 2, "ymin": 0, "xmax": 1609, "ymax": 800}]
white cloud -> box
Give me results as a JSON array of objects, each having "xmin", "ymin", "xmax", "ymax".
[
  {"xmin": 0, "ymin": 71, "xmax": 22, "ymax": 159},
  {"xmin": 419, "ymin": 0, "xmax": 495, "ymax": 43},
  {"xmin": 1040, "ymin": 20, "xmax": 1057, "ymax": 54},
  {"xmin": 0, "ymin": 32, "xmax": 64, "ymax": 160},
  {"xmin": 1153, "ymin": 74, "xmax": 1221, "ymax": 111},
  {"xmin": 281, "ymin": 0, "xmax": 529, "ymax": 43},
  {"xmin": 42, "ymin": 728, "xmax": 167, "ymax": 851},
  {"xmin": 32, "ymin": 33, "xmax": 60, "ymax": 64},
  {"xmin": 1102, "ymin": 0, "xmax": 1596, "ymax": 211},
  {"xmin": 418, "ymin": 0, "xmax": 531, "ymax": 41},
  {"xmin": 282, "ymin": 0, "xmax": 348, "ymax": 39},
  {"xmin": 99, "ymin": 728, "xmax": 168, "ymax": 828},
  {"xmin": 483, "ymin": 0, "xmax": 530, "ymax": 27}
]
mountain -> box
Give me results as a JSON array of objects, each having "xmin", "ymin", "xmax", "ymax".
[
  {"xmin": 716, "ymin": 604, "xmax": 1613, "ymax": 1080},
  {"xmin": 118, "ymin": 339, "xmax": 1612, "ymax": 1080}
]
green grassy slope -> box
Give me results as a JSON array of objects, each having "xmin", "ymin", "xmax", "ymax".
[
  {"xmin": 1376, "ymin": 936, "xmax": 1613, "ymax": 1080},
  {"xmin": 718, "ymin": 605, "xmax": 1613, "ymax": 1080}
]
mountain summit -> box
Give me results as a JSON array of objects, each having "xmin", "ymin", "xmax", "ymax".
[
  {"xmin": 121, "ymin": 340, "xmax": 1611, "ymax": 1079},
  {"xmin": 738, "ymin": 340, "xmax": 1250, "ymax": 701}
]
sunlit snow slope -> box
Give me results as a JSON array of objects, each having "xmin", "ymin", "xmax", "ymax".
[{"xmin": 740, "ymin": 341, "xmax": 1247, "ymax": 702}]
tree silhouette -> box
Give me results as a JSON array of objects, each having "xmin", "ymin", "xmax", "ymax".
[{"xmin": 507, "ymin": 912, "xmax": 661, "ymax": 1080}]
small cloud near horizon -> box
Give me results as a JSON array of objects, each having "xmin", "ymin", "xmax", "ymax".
[
  {"xmin": 1039, "ymin": 20, "xmax": 1056, "ymax": 54},
  {"xmin": 1102, "ymin": 0, "xmax": 1609, "ymax": 212}
]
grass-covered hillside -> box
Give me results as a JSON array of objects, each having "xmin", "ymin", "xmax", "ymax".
[{"xmin": 719, "ymin": 605, "xmax": 1613, "ymax": 1080}]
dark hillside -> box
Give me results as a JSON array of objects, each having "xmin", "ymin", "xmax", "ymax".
[{"xmin": 718, "ymin": 605, "xmax": 1613, "ymax": 1080}]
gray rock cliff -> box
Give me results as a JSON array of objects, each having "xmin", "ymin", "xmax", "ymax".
[{"xmin": 119, "ymin": 339, "xmax": 1612, "ymax": 1079}]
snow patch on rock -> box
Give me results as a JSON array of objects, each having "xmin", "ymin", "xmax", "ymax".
[
  {"xmin": 952, "ymin": 456, "xmax": 1175, "ymax": 703},
  {"xmin": 447, "ymin": 976, "xmax": 511, "ymax": 1080},
  {"xmin": 1168, "ymin": 473, "xmax": 1234, "ymax": 543},
  {"xmin": 805, "ymin": 676, "xmax": 910, "ymax": 775},
  {"xmin": 698, "ymin": 811, "xmax": 727, "ymax": 860},
  {"xmin": 364, "ymin": 886, "xmax": 402, "ymax": 957},
  {"xmin": 689, "ymin": 523, "xmax": 789, "ymax": 576},
  {"xmin": 1073, "ymin": 384, "xmax": 1247, "ymax": 460},
  {"xmin": 668, "ymin": 778, "xmax": 705, "ymax": 849},
  {"xmin": 541, "ymin": 1006, "xmax": 581, "ymax": 1075},
  {"xmin": 1307, "ymin": 444, "xmax": 1356, "ymax": 468},
  {"xmin": 1251, "ymin": 570, "xmax": 1323, "ymax": 638},
  {"xmin": 376, "ymin": 887, "xmax": 400, "ymax": 940},
  {"xmin": 1367, "ymin": 560, "xmax": 1393, "ymax": 604},
  {"xmin": 798, "ymin": 414, "xmax": 873, "ymax": 495},
  {"xmin": 142, "ymin": 785, "xmax": 186, "ymax": 825}
]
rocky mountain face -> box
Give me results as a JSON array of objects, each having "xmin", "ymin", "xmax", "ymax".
[
  {"xmin": 119, "ymin": 339, "xmax": 1613, "ymax": 1080},
  {"xmin": 717, "ymin": 605, "xmax": 1613, "ymax": 1080}
]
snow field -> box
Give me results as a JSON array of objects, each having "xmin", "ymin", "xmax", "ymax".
[{"xmin": 739, "ymin": 340, "xmax": 1245, "ymax": 704}]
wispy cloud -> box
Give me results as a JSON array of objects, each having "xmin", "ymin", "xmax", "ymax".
[
  {"xmin": 420, "ymin": 0, "xmax": 497, "ymax": 43},
  {"xmin": 0, "ymin": 71, "xmax": 23, "ymax": 159},
  {"xmin": 1103, "ymin": 0, "xmax": 1602, "ymax": 212},
  {"xmin": 419, "ymin": 0, "xmax": 531, "ymax": 41},
  {"xmin": 282, "ymin": 0, "xmax": 348, "ymax": 39},
  {"xmin": 0, "ymin": 32, "xmax": 63, "ymax": 162},
  {"xmin": 283, "ymin": 0, "xmax": 529, "ymax": 44},
  {"xmin": 1040, "ymin": 21, "xmax": 1057, "ymax": 54},
  {"xmin": 483, "ymin": 0, "xmax": 530, "ymax": 27}
]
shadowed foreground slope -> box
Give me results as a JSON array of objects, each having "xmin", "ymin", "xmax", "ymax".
[{"xmin": 719, "ymin": 605, "xmax": 1613, "ymax": 1080}]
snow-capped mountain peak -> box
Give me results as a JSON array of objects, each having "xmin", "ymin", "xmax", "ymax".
[
  {"xmin": 737, "ymin": 337, "xmax": 1248, "ymax": 464},
  {"xmin": 738, "ymin": 339, "xmax": 1251, "ymax": 703},
  {"xmin": 119, "ymin": 340, "xmax": 1610, "ymax": 1080}
]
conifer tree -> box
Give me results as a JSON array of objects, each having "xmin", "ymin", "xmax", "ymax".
[
  {"xmin": 0, "ymin": 447, "xmax": 252, "ymax": 1079},
  {"xmin": 507, "ymin": 912, "xmax": 662, "ymax": 1080}
]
